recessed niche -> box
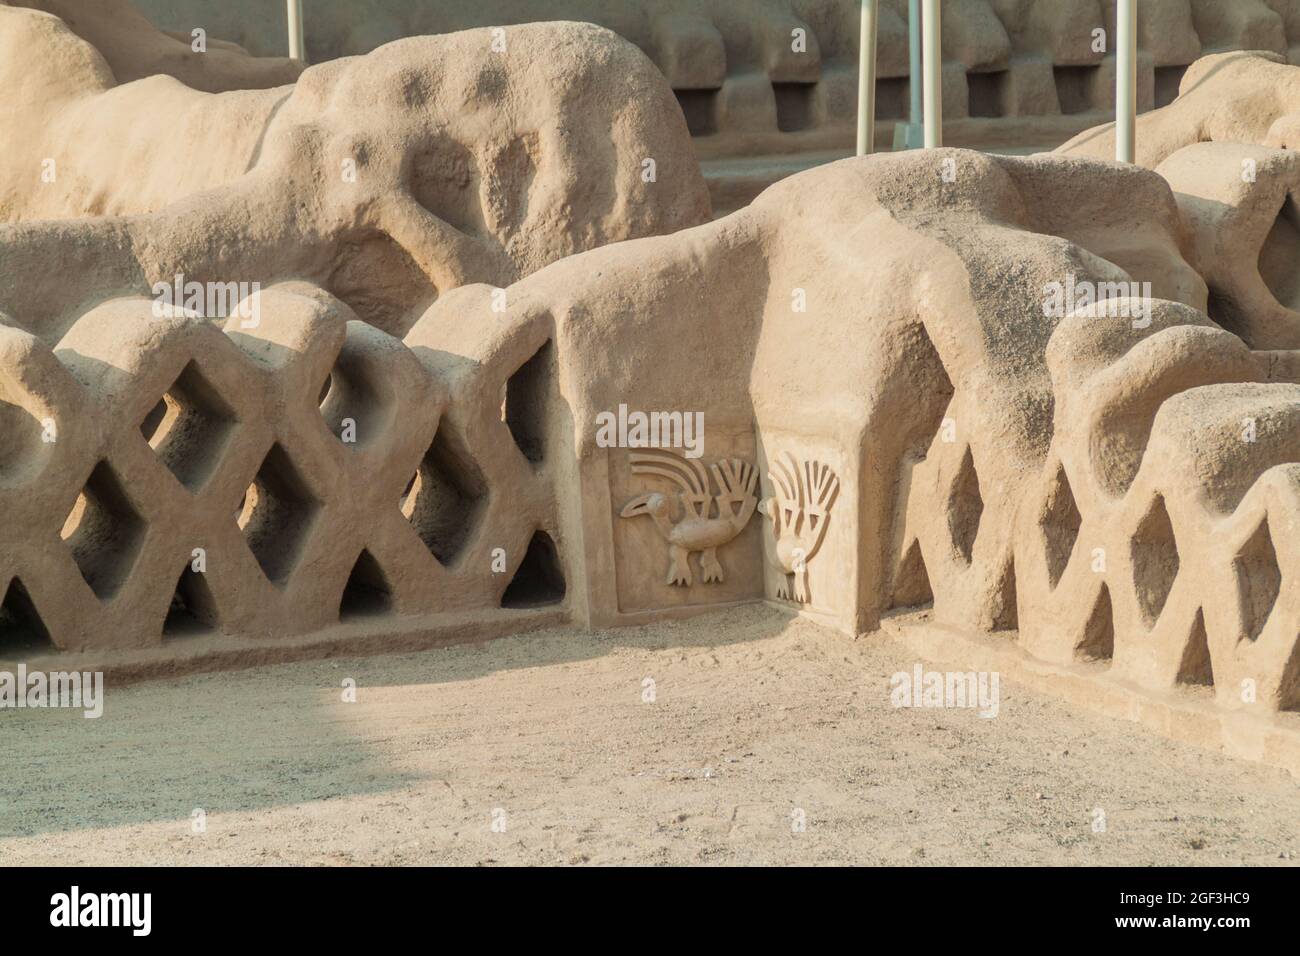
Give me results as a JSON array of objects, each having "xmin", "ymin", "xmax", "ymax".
[
  {"xmin": 61, "ymin": 460, "xmax": 146, "ymax": 601},
  {"xmin": 1077, "ymin": 584, "xmax": 1115, "ymax": 662},
  {"xmin": 238, "ymin": 444, "xmax": 321, "ymax": 587},
  {"xmin": 1154, "ymin": 65, "xmax": 1187, "ymax": 108},
  {"xmin": 1129, "ymin": 495, "xmax": 1179, "ymax": 628},
  {"xmin": 501, "ymin": 531, "xmax": 566, "ymax": 608},
  {"xmin": 503, "ymin": 341, "xmax": 553, "ymax": 464},
  {"xmin": 674, "ymin": 89, "xmax": 719, "ymax": 136},
  {"xmin": 402, "ymin": 425, "xmax": 488, "ymax": 567},
  {"xmin": 339, "ymin": 549, "xmax": 393, "ymax": 619},
  {"xmin": 1040, "ymin": 465, "xmax": 1082, "ymax": 591},
  {"xmin": 1258, "ymin": 197, "xmax": 1300, "ymax": 316},
  {"xmin": 0, "ymin": 398, "xmax": 50, "ymax": 486},
  {"xmin": 1176, "ymin": 609, "xmax": 1214, "ymax": 687},
  {"xmin": 877, "ymin": 76, "xmax": 910, "ymax": 120},
  {"xmin": 1053, "ymin": 65, "xmax": 1098, "ymax": 115},
  {"xmin": 947, "ymin": 448, "xmax": 984, "ymax": 566},
  {"xmin": 0, "ymin": 579, "xmax": 54, "ymax": 656},
  {"xmin": 319, "ymin": 355, "xmax": 390, "ymax": 452},
  {"xmin": 140, "ymin": 361, "xmax": 237, "ymax": 492},
  {"xmin": 773, "ymin": 82, "xmax": 816, "ymax": 132},
  {"xmin": 891, "ymin": 539, "xmax": 934, "ymax": 609},
  {"xmin": 164, "ymin": 566, "xmax": 219, "ymax": 639},
  {"xmin": 1233, "ymin": 519, "xmax": 1281, "ymax": 643},
  {"xmin": 992, "ymin": 558, "xmax": 1018, "ymax": 631},
  {"xmin": 967, "ymin": 70, "xmax": 1008, "ymax": 118}
]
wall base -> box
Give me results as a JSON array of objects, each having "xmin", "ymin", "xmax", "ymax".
[
  {"xmin": 882, "ymin": 610, "xmax": 1300, "ymax": 779},
  {"xmin": 0, "ymin": 606, "xmax": 567, "ymax": 688}
]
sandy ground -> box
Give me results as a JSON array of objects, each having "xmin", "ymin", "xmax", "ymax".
[{"xmin": 1, "ymin": 605, "xmax": 1297, "ymax": 866}]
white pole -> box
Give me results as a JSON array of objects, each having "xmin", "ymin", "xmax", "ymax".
[
  {"xmin": 287, "ymin": 0, "xmax": 306, "ymax": 63},
  {"xmin": 922, "ymin": 0, "xmax": 942, "ymax": 148},
  {"xmin": 909, "ymin": 0, "xmax": 923, "ymax": 126},
  {"xmin": 857, "ymin": 0, "xmax": 879, "ymax": 156},
  {"xmin": 1116, "ymin": 0, "xmax": 1137, "ymax": 163}
]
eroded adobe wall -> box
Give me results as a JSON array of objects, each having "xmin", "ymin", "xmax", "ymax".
[
  {"xmin": 400, "ymin": 144, "xmax": 1300, "ymax": 718},
  {"xmin": 0, "ymin": 3, "xmax": 1297, "ymax": 754},
  {"xmin": 0, "ymin": 10, "xmax": 710, "ymax": 343},
  {"xmin": 126, "ymin": 0, "xmax": 1300, "ymax": 153},
  {"xmin": 1059, "ymin": 50, "xmax": 1300, "ymax": 167},
  {"xmin": 5, "ymin": 0, "xmax": 302, "ymax": 91},
  {"xmin": 0, "ymin": 6, "xmax": 703, "ymax": 666},
  {"xmin": 1060, "ymin": 52, "xmax": 1300, "ymax": 349},
  {"xmin": 5, "ymin": 141, "xmax": 1297, "ymax": 717}
]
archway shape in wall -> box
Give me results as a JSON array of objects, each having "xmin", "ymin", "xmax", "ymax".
[
  {"xmin": 503, "ymin": 340, "xmax": 554, "ymax": 464},
  {"xmin": 501, "ymin": 531, "xmax": 566, "ymax": 609},
  {"xmin": 0, "ymin": 578, "xmax": 54, "ymax": 657}
]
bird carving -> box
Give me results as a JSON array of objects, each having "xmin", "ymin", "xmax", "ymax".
[
  {"xmin": 764, "ymin": 453, "xmax": 840, "ymax": 603},
  {"xmin": 619, "ymin": 449, "xmax": 759, "ymax": 586}
]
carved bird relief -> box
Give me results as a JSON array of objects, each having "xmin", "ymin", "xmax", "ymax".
[
  {"xmin": 764, "ymin": 453, "xmax": 840, "ymax": 603},
  {"xmin": 619, "ymin": 449, "xmax": 759, "ymax": 586}
]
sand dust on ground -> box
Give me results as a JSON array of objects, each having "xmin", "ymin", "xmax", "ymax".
[{"xmin": 2, "ymin": 605, "xmax": 1297, "ymax": 866}]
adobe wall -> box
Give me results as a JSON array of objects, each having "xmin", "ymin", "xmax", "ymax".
[
  {"xmin": 122, "ymin": 0, "xmax": 1300, "ymax": 153},
  {"xmin": 1, "ymin": 4, "xmax": 1298, "ymax": 774}
]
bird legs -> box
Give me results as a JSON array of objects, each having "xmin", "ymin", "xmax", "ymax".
[
  {"xmin": 700, "ymin": 548, "xmax": 724, "ymax": 583},
  {"xmin": 666, "ymin": 545, "xmax": 692, "ymax": 586},
  {"xmin": 792, "ymin": 565, "xmax": 810, "ymax": 603},
  {"xmin": 666, "ymin": 546, "xmax": 724, "ymax": 586},
  {"xmin": 768, "ymin": 567, "xmax": 810, "ymax": 602}
]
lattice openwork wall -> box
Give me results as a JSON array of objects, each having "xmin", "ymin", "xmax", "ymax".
[
  {"xmin": 0, "ymin": 285, "xmax": 567, "ymax": 656},
  {"xmin": 890, "ymin": 328, "xmax": 1300, "ymax": 715}
]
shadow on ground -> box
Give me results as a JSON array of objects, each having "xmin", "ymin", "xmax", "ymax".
[{"xmin": 0, "ymin": 602, "xmax": 797, "ymax": 838}]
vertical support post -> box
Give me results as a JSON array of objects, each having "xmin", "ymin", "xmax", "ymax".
[
  {"xmin": 857, "ymin": 0, "xmax": 879, "ymax": 156},
  {"xmin": 922, "ymin": 0, "xmax": 942, "ymax": 148},
  {"xmin": 909, "ymin": 0, "xmax": 923, "ymax": 127},
  {"xmin": 1116, "ymin": 0, "xmax": 1137, "ymax": 163},
  {"xmin": 287, "ymin": 0, "xmax": 306, "ymax": 63}
]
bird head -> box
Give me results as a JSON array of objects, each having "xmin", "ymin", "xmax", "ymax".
[{"xmin": 621, "ymin": 491, "xmax": 670, "ymax": 519}]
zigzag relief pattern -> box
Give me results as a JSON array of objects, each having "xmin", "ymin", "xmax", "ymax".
[{"xmin": 0, "ymin": 285, "xmax": 564, "ymax": 656}]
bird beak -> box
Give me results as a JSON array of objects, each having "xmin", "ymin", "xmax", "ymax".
[{"xmin": 621, "ymin": 493, "xmax": 654, "ymax": 518}]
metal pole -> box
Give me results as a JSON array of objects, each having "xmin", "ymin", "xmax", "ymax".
[
  {"xmin": 287, "ymin": 0, "xmax": 306, "ymax": 63},
  {"xmin": 909, "ymin": 0, "xmax": 922, "ymax": 126},
  {"xmin": 922, "ymin": 0, "xmax": 942, "ymax": 147},
  {"xmin": 856, "ymin": 0, "xmax": 879, "ymax": 156},
  {"xmin": 1116, "ymin": 0, "xmax": 1137, "ymax": 163}
]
